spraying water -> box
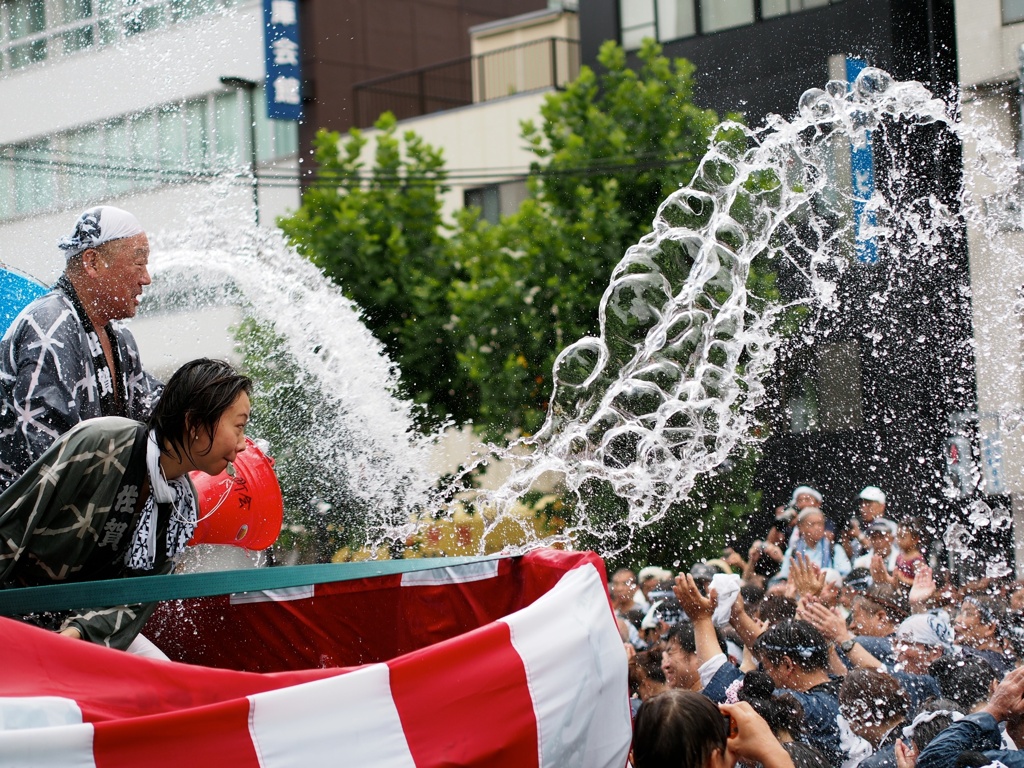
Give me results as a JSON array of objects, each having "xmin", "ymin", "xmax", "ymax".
[
  {"xmin": 143, "ymin": 189, "xmax": 440, "ymax": 546},
  {"xmin": 473, "ymin": 67, "xmax": 985, "ymax": 558},
  {"xmin": 141, "ymin": 69, "xmax": 1012, "ymax": 573}
]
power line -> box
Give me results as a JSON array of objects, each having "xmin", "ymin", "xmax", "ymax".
[{"xmin": 0, "ymin": 147, "xmax": 701, "ymax": 191}]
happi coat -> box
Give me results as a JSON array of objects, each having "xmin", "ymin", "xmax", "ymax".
[
  {"xmin": 0, "ymin": 417, "xmax": 194, "ymax": 649},
  {"xmin": 0, "ymin": 277, "xmax": 162, "ymax": 489}
]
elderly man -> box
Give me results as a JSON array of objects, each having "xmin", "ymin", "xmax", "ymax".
[
  {"xmin": 0, "ymin": 206, "xmax": 162, "ymax": 489},
  {"xmin": 778, "ymin": 507, "xmax": 852, "ymax": 578}
]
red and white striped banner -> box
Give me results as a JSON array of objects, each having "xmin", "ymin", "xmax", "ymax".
[{"xmin": 0, "ymin": 550, "xmax": 631, "ymax": 767}]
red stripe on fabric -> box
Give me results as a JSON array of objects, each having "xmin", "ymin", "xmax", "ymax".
[
  {"xmin": 389, "ymin": 619, "xmax": 539, "ymax": 768},
  {"xmin": 93, "ymin": 696, "xmax": 259, "ymax": 768}
]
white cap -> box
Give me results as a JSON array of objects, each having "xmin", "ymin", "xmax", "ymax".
[
  {"xmin": 859, "ymin": 486, "xmax": 887, "ymax": 505},
  {"xmin": 790, "ymin": 485, "xmax": 823, "ymax": 505},
  {"xmin": 638, "ymin": 566, "xmax": 672, "ymax": 583}
]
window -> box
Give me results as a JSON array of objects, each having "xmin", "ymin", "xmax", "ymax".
[
  {"xmin": 1004, "ymin": 0, "xmax": 1024, "ymax": 24},
  {"xmin": 699, "ymin": 0, "xmax": 753, "ymax": 33},
  {"xmin": 619, "ymin": 0, "xmax": 655, "ymax": 51},
  {"xmin": 656, "ymin": 0, "xmax": 695, "ymax": 41},
  {"xmin": 0, "ymin": 0, "xmax": 239, "ymax": 71},
  {"xmin": 620, "ymin": 0, "xmax": 847, "ymax": 49},
  {"xmin": 464, "ymin": 181, "xmax": 528, "ymax": 224},
  {"xmin": 786, "ymin": 341, "xmax": 863, "ymax": 433},
  {"xmin": 763, "ymin": 0, "xmax": 829, "ymax": 18},
  {"xmin": 0, "ymin": 87, "xmax": 299, "ymax": 222}
]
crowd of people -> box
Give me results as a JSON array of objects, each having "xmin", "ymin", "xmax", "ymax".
[{"xmin": 618, "ymin": 485, "xmax": 1024, "ymax": 768}]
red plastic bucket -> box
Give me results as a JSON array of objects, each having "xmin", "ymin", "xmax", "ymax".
[{"xmin": 188, "ymin": 437, "xmax": 284, "ymax": 550}]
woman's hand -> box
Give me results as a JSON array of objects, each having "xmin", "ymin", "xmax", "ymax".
[
  {"xmin": 895, "ymin": 738, "xmax": 918, "ymax": 768},
  {"xmin": 720, "ymin": 701, "xmax": 795, "ymax": 768},
  {"xmin": 908, "ymin": 565, "xmax": 936, "ymax": 607},
  {"xmin": 870, "ymin": 554, "xmax": 896, "ymax": 586},
  {"xmin": 673, "ymin": 574, "xmax": 717, "ymax": 623},
  {"xmin": 790, "ymin": 553, "xmax": 825, "ymax": 597},
  {"xmin": 797, "ymin": 598, "xmax": 847, "ymax": 643}
]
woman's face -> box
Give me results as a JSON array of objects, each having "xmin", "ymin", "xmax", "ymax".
[
  {"xmin": 190, "ymin": 392, "xmax": 251, "ymax": 476},
  {"xmin": 893, "ymin": 638, "xmax": 942, "ymax": 675}
]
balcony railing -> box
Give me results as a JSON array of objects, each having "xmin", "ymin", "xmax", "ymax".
[{"xmin": 353, "ymin": 37, "xmax": 580, "ymax": 128}]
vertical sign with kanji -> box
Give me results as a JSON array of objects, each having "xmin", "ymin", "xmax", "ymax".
[
  {"xmin": 846, "ymin": 56, "xmax": 877, "ymax": 265},
  {"xmin": 263, "ymin": 0, "xmax": 303, "ymax": 121}
]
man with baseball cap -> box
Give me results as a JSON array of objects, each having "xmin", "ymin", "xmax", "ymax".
[
  {"xmin": 843, "ymin": 485, "xmax": 889, "ymax": 560},
  {"xmin": 0, "ymin": 206, "xmax": 162, "ymax": 489}
]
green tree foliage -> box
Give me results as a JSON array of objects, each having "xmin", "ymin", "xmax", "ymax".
[
  {"xmin": 448, "ymin": 39, "xmax": 727, "ymax": 441},
  {"xmin": 278, "ymin": 113, "xmax": 474, "ymax": 429}
]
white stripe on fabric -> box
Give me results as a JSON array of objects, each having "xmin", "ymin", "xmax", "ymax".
[
  {"xmin": 399, "ymin": 559, "xmax": 500, "ymax": 586},
  {"xmin": 0, "ymin": 722, "xmax": 96, "ymax": 768},
  {"xmin": 229, "ymin": 585, "xmax": 315, "ymax": 605},
  {"xmin": 248, "ymin": 663, "xmax": 416, "ymax": 768},
  {"xmin": 501, "ymin": 564, "xmax": 632, "ymax": 768},
  {"xmin": 0, "ymin": 696, "xmax": 83, "ymax": 731}
]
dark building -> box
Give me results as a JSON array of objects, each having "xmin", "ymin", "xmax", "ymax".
[
  {"xmin": 297, "ymin": 0, "xmax": 549, "ymax": 152},
  {"xmin": 578, "ymin": 0, "xmax": 982, "ymax": 555}
]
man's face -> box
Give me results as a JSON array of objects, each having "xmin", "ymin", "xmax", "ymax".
[
  {"xmin": 893, "ymin": 637, "xmax": 943, "ymax": 674},
  {"xmin": 849, "ymin": 597, "xmax": 886, "ymax": 636},
  {"xmin": 859, "ymin": 500, "xmax": 884, "ymax": 524},
  {"xmin": 794, "ymin": 493, "xmax": 820, "ymax": 510},
  {"xmin": 798, "ymin": 512, "xmax": 826, "ymax": 546},
  {"xmin": 91, "ymin": 233, "xmax": 151, "ymax": 321},
  {"xmin": 660, "ymin": 639, "xmax": 699, "ymax": 690}
]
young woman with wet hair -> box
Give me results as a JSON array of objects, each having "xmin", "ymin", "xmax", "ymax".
[
  {"xmin": 0, "ymin": 358, "xmax": 251, "ymax": 653},
  {"xmin": 632, "ymin": 690, "xmax": 794, "ymax": 768}
]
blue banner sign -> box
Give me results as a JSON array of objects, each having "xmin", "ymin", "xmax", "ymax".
[
  {"xmin": 263, "ymin": 0, "xmax": 303, "ymax": 121},
  {"xmin": 846, "ymin": 56, "xmax": 877, "ymax": 265}
]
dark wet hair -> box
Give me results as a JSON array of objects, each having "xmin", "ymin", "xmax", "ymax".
[
  {"xmin": 629, "ymin": 649, "xmax": 666, "ymax": 695},
  {"xmin": 929, "ymin": 654, "xmax": 997, "ymax": 712},
  {"xmin": 908, "ymin": 698, "xmax": 964, "ymax": 751},
  {"xmin": 632, "ymin": 690, "xmax": 726, "ymax": 768},
  {"xmin": 857, "ymin": 584, "xmax": 910, "ymax": 623},
  {"xmin": 758, "ymin": 594, "xmax": 797, "ymax": 624},
  {"xmin": 784, "ymin": 742, "xmax": 831, "ymax": 768},
  {"xmin": 839, "ymin": 669, "xmax": 908, "ymax": 727},
  {"xmin": 665, "ymin": 622, "xmax": 728, "ymax": 655},
  {"xmin": 753, "ymin": 619, "xmax": 830, "ymax": 671},
  {"xmin": 738, "ymin": 669, "xmax": 804, "ymax": 739},
  {"xmin": 149, "ymin": 358, "xmax": 251, "ymax": 465}
]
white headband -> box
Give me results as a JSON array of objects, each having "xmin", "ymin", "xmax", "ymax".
[{"xmin": 58, "ymin": 206, "xmax": 143, "ymax": 260}]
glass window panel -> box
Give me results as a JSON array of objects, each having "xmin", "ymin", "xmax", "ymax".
[
  {"xmin": 9, "ymin": 38, "xmax": 45, "ymax": 67},
  {"xmin": 183, "ymin": 99, "xmax": 208, "ymax": 169},
  {"xmin": 170, "ymin": 0, "xmax": 214, "ymax": 22},
  {"xmin": 656, "ymin": 0, "xmax": 695, "ymax": 41},
  {"xmin": 214, "ymin": 90, "xmax": 242, "ymax": 166},
  {"xmin": 254, "ymin": 86, "xmax": 274, "ymax": 163},
  {"xmin": 0, "ymin": 153, "xmax": 13, "ymax": 220},
  {"xmin": 8, "ymin": 0, "xmax": 45, "ymax": 39},
  {"xmin": 762, "ymin": 0, "xmax": 789, "ymax": 17},
  {"xmin": 124, "ymin": 4, "xmax": 163, "ymax": 36},
  {"xmin": 699, "ymin": 0, "xmax": 753, "ymax": 32},
  {"xmin": 67, "ymin": 128, "xmax": 106, "ymax": 201},
  {"xmin": 97, "ymin": 16, "xmax": 118, "ymax": 43},
  {"xmin": 106, "ymin": 118, "xmax": 133, "ymax": 194},
  {"xmin": 619, "ymin": 0, "xmax": 655, "ymax": 50},
  {"xmin": 802, "ymin": 0, "xmax": 829, "ymax": 8},
  {"xmin": 62, "ymin": 25, "xmax": 93, "ymax": 52},
  {"xmin": 57, "ymin": 0, "xmax": 92, "ymax": 23},
  {"xmin": 131, "ymin": 110, "xmax": 160, "ymax": 184},
  {"xmin": 14, "ymin": 141, "xmax": 56, "ymax": 215},
  {"xmin": 272, "ymin": 117, "xmax": 298, "ymax": 158},
  {"xmin": 159, "ymin": 105, "xmax": 185, "ymax": 171},
  {"xmin": 1005, "ymin": 0, "xmax": 1024, "ymax": 24}
]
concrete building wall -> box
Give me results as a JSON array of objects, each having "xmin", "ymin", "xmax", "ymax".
[{"xmin": 955, "ymin": 0, "xmax": 1024, "ymax": 569}]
